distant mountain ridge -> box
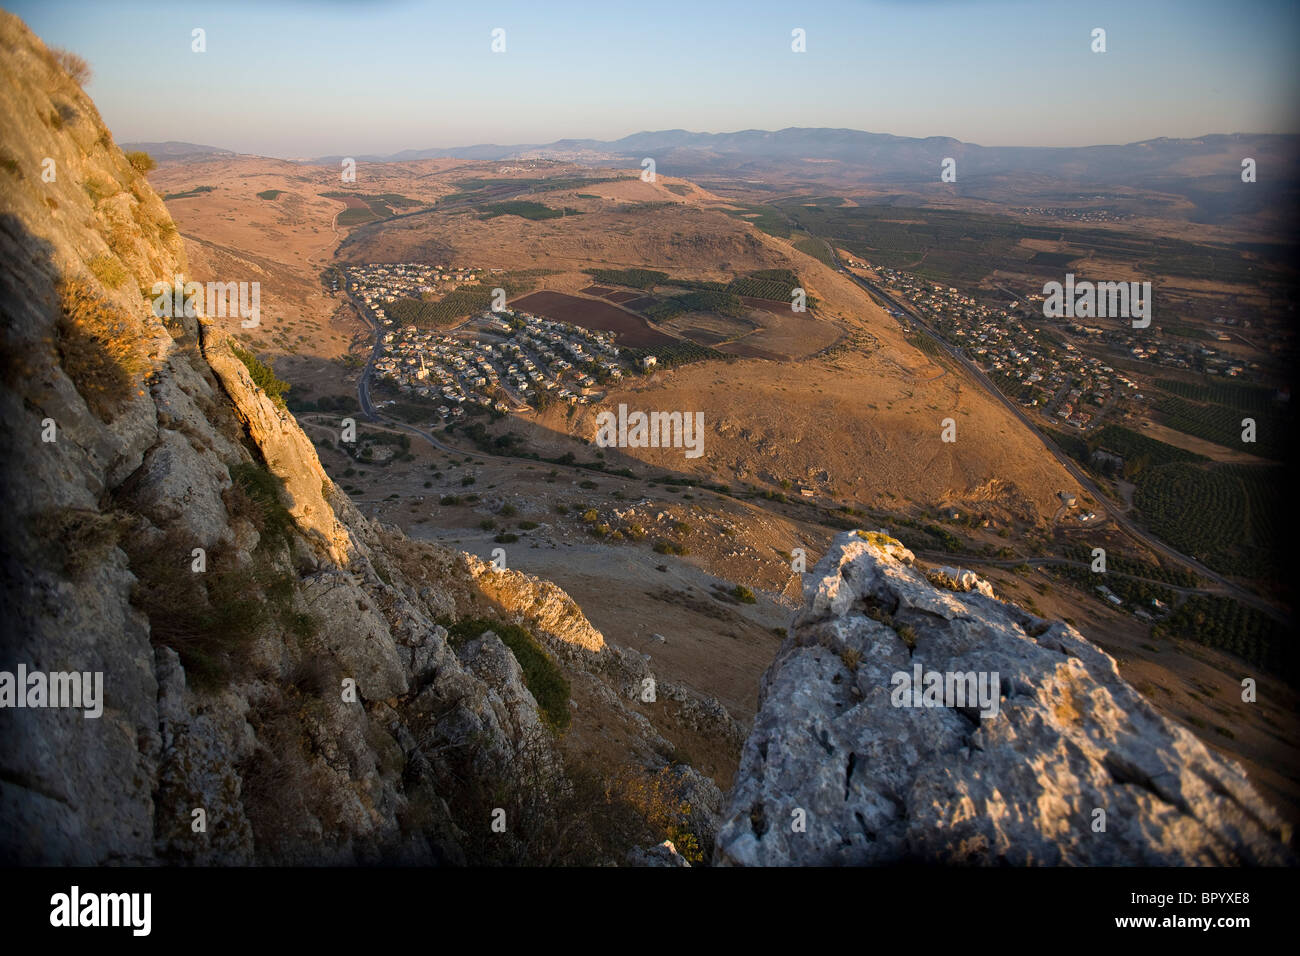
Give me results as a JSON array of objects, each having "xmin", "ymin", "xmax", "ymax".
[
  {"xmin": 306, "ymin": 127, "xmax": 1298, "ymax": 166},
  {"xmin": 130, "ymin": 129, "xmax": 1299, "ymax": 195},
  {"xmin": 117, "ymin": 140, "xmax": 236, "ymax": 159}
]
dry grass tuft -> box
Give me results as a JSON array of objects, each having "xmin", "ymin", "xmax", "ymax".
[
  {"xmin": 55, "ymin": 274, "xmax": 146, "ymax": 420},
  {"xmin": 50, "ymin": 47, "xmax": 92, "ymax": 86}
]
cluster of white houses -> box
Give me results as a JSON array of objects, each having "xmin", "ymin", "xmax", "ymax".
[
  {"xmin": 346, "ymin": 263, "xmax": 485, "ymax": 326},
  {"xmin": 878, "ymin": 266, "xmax": 1260, "ymax": 418},
  {"xmin": 374, "ymin": 309, "xmax": 643, "ymax": 420},
  {"xmin": 877, "ymin": 268, "xmax": 1138, "ymax": 431}
]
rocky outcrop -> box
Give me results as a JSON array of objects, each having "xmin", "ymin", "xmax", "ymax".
[
  {"xmin": 714, "ymin": 530, "xmax": 1294, "ymax": 866},
  {"xmin": 459, "ymin": 551, "xmax": 605, "ymax": 654},
  {"xmin": 627, "ymin": 839, "xmax": 692, "ymax": 867},
  {"xmin": 205, "ymin": 338, "xmax": 359, "ymax": 566}
]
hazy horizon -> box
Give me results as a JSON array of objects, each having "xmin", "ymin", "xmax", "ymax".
[
  {"xmin": 8, "ymin": 0, "xmax": 1300, "ymax": 158},
  {"xmin": 122, "ymin": 124, "xmax": 1299, "ymax": 164}
]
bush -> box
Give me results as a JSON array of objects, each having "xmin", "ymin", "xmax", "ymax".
[
  {"xmin": 51, "ymin": 47, "xmax": 91, "ymax": 85},
  {"xmin": 653, "ymin": 540, "xmax": 689, "ymax": 556},
  {"xmin": 125, "ymin": 151, "xmax": 157, "ymax": 174},
  {"xmin": 227, "ymin": 461, "xmax": 294, "ymax": 551},
  {"xmin": 29, "ymin": 506, "xmax": 129, "ymax": 578},
  {"xmin": 230, "ymin": 344, "xmax": 290, "ymax": 408},
  {"xmin": 123, "ymin": 530, "xmax": 265, "ymax": 691},
  {"xmin": 608, "ymin": 766, "xmax": 706, "ymax": 863},
  {"xmin": 87, "ymin": 253, "xmax": 128, "ymax": 289},
  {"xmin": 732, "ymin": 584, "xmax": 757, "ymax": 604}
]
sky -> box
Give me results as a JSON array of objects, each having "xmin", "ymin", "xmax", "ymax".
[{"xmin": 7, "ymin": 0, "xmax": 1299, "ymax": 158}]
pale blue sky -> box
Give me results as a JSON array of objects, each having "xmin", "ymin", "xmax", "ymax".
[{"xmin": 7, "ymin": 0, "xmax": 1298, "ymax": 157}]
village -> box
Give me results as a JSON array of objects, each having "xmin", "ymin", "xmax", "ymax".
[
  {"xmin": 344, "ymin": 261, "xmax": 485, "ymax": 303},
  {"xmin": 371, "ymin": 308, "xmax": 637, "ymax": 421},
  {"xmin": 336, "ymin": 262, "xmax": 659, "ymax": 422},
  {"xmin": 871, "ymin": 266, "xmax": 1258, "ymax": 434},
  {"xmin": 874, "ymin": 266, "xmax": 1138, "ymax": 431}
]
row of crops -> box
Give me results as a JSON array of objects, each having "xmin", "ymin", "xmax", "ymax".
[
  {"xmin": 1130, "ymin": 461, "xmax": 1282, "ymax": 579},
  {"xmin": 1153, "ymin": 595, "xmax": 1294, "ymax": 683},
  {"xmin": 620, "ymin": 342, "xmax": 728, "ymax": 368},
  {"xmin": 1154, "ymin": 378, "xmax": 1279, "ymax": 414},
  {"xmin": 1060, "ymin": 543, "xmax": 1201, "ymax": 588}
]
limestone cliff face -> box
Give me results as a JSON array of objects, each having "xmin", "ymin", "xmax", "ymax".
[
  {"xmin": 714, "ymin": 531, "xmax": 1294, "ymax": 865},
  {"xmin": 204, "ymin": 338, "xmax": 360, "ymax": 567},
  {"xmin": 1, "ymin": 12, "xmax": 721, "ymax": 866}
]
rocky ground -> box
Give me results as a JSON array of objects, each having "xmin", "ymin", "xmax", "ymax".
[{"xmin": 715, "ymin": 531, "xmax": 1294, "ymax": 865}]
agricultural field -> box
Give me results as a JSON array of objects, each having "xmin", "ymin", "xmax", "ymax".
[
  {"xmin": 1154, "ymin": 394, "xmax": 1285, "ymax": 461},
  {"xmin": 1132, "ymin": 463, "xmax": 1247, "ymax": 572},
  {"xmin": 1153, "ymin": 595, "xmax": 1295, "ymax": 682},
  {"xmin": 721, "ymin": 203, "xmax": 793, "ymax": 238},
  {"xmin": 661, "ymin": 311, "xmax": 755, "ymax": 346},
  {"xmin": 584, "ymin": 267, "xmax": 668, "ymax": 290},
  {"xmin": 1089, "ymin": 424, "xmax": 1208, "ymax": 469},
  {"xmin": 792, "ymin": 235, "xmax": 836, "ymax": 266},
  {"xmin": 726, "ymin": 269, "xmax": 802, "ymax": 300},
  {"xmin": 620, "ymin": 342, "xmax": 728, "ymax": 368},
  {"xmin": 1218, "ymin": 463, "xmax": 1284, "ymax": 575},
  {"xmin": 1154, "ymin": 378, "xmax": 1282, "ymax": 414},
  {"xmin": 388, "ymin": 272, "xmax": 542, "ymax": 328},
  {"xmin": 322, "ymin": 190, "xmax": 424, "ymax": 225},
  {"xmin": 774, "ymin": 201, "xmax": 1293, "ymax": 289},
  {"xmin": 509, "ymin": 291, "xmax": 676, "ymax": 347},
  {"xmin": 1060, "ymin": 543, "xmax": 1201, "ymax": 587},
  {"xmin": 643, "ymin": 290, "xmax": 749, "ymax": 322},
  {"xmin": 1053, "ymin": 420, "xmax": 1283, "ymax": 580}
]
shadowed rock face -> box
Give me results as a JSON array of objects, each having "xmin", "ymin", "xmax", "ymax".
[
  {"xmin": 1, "ymin": 11, "xmax": 735, "ymax": 866},
  {"xmin": 715, "ymin": 531, "xmax": 1294, "ymax": 866}
]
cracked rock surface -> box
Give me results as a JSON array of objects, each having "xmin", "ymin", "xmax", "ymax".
[{"xmin": 714, "ymin": 531, "xmax": 1294, "ymax": 866}]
